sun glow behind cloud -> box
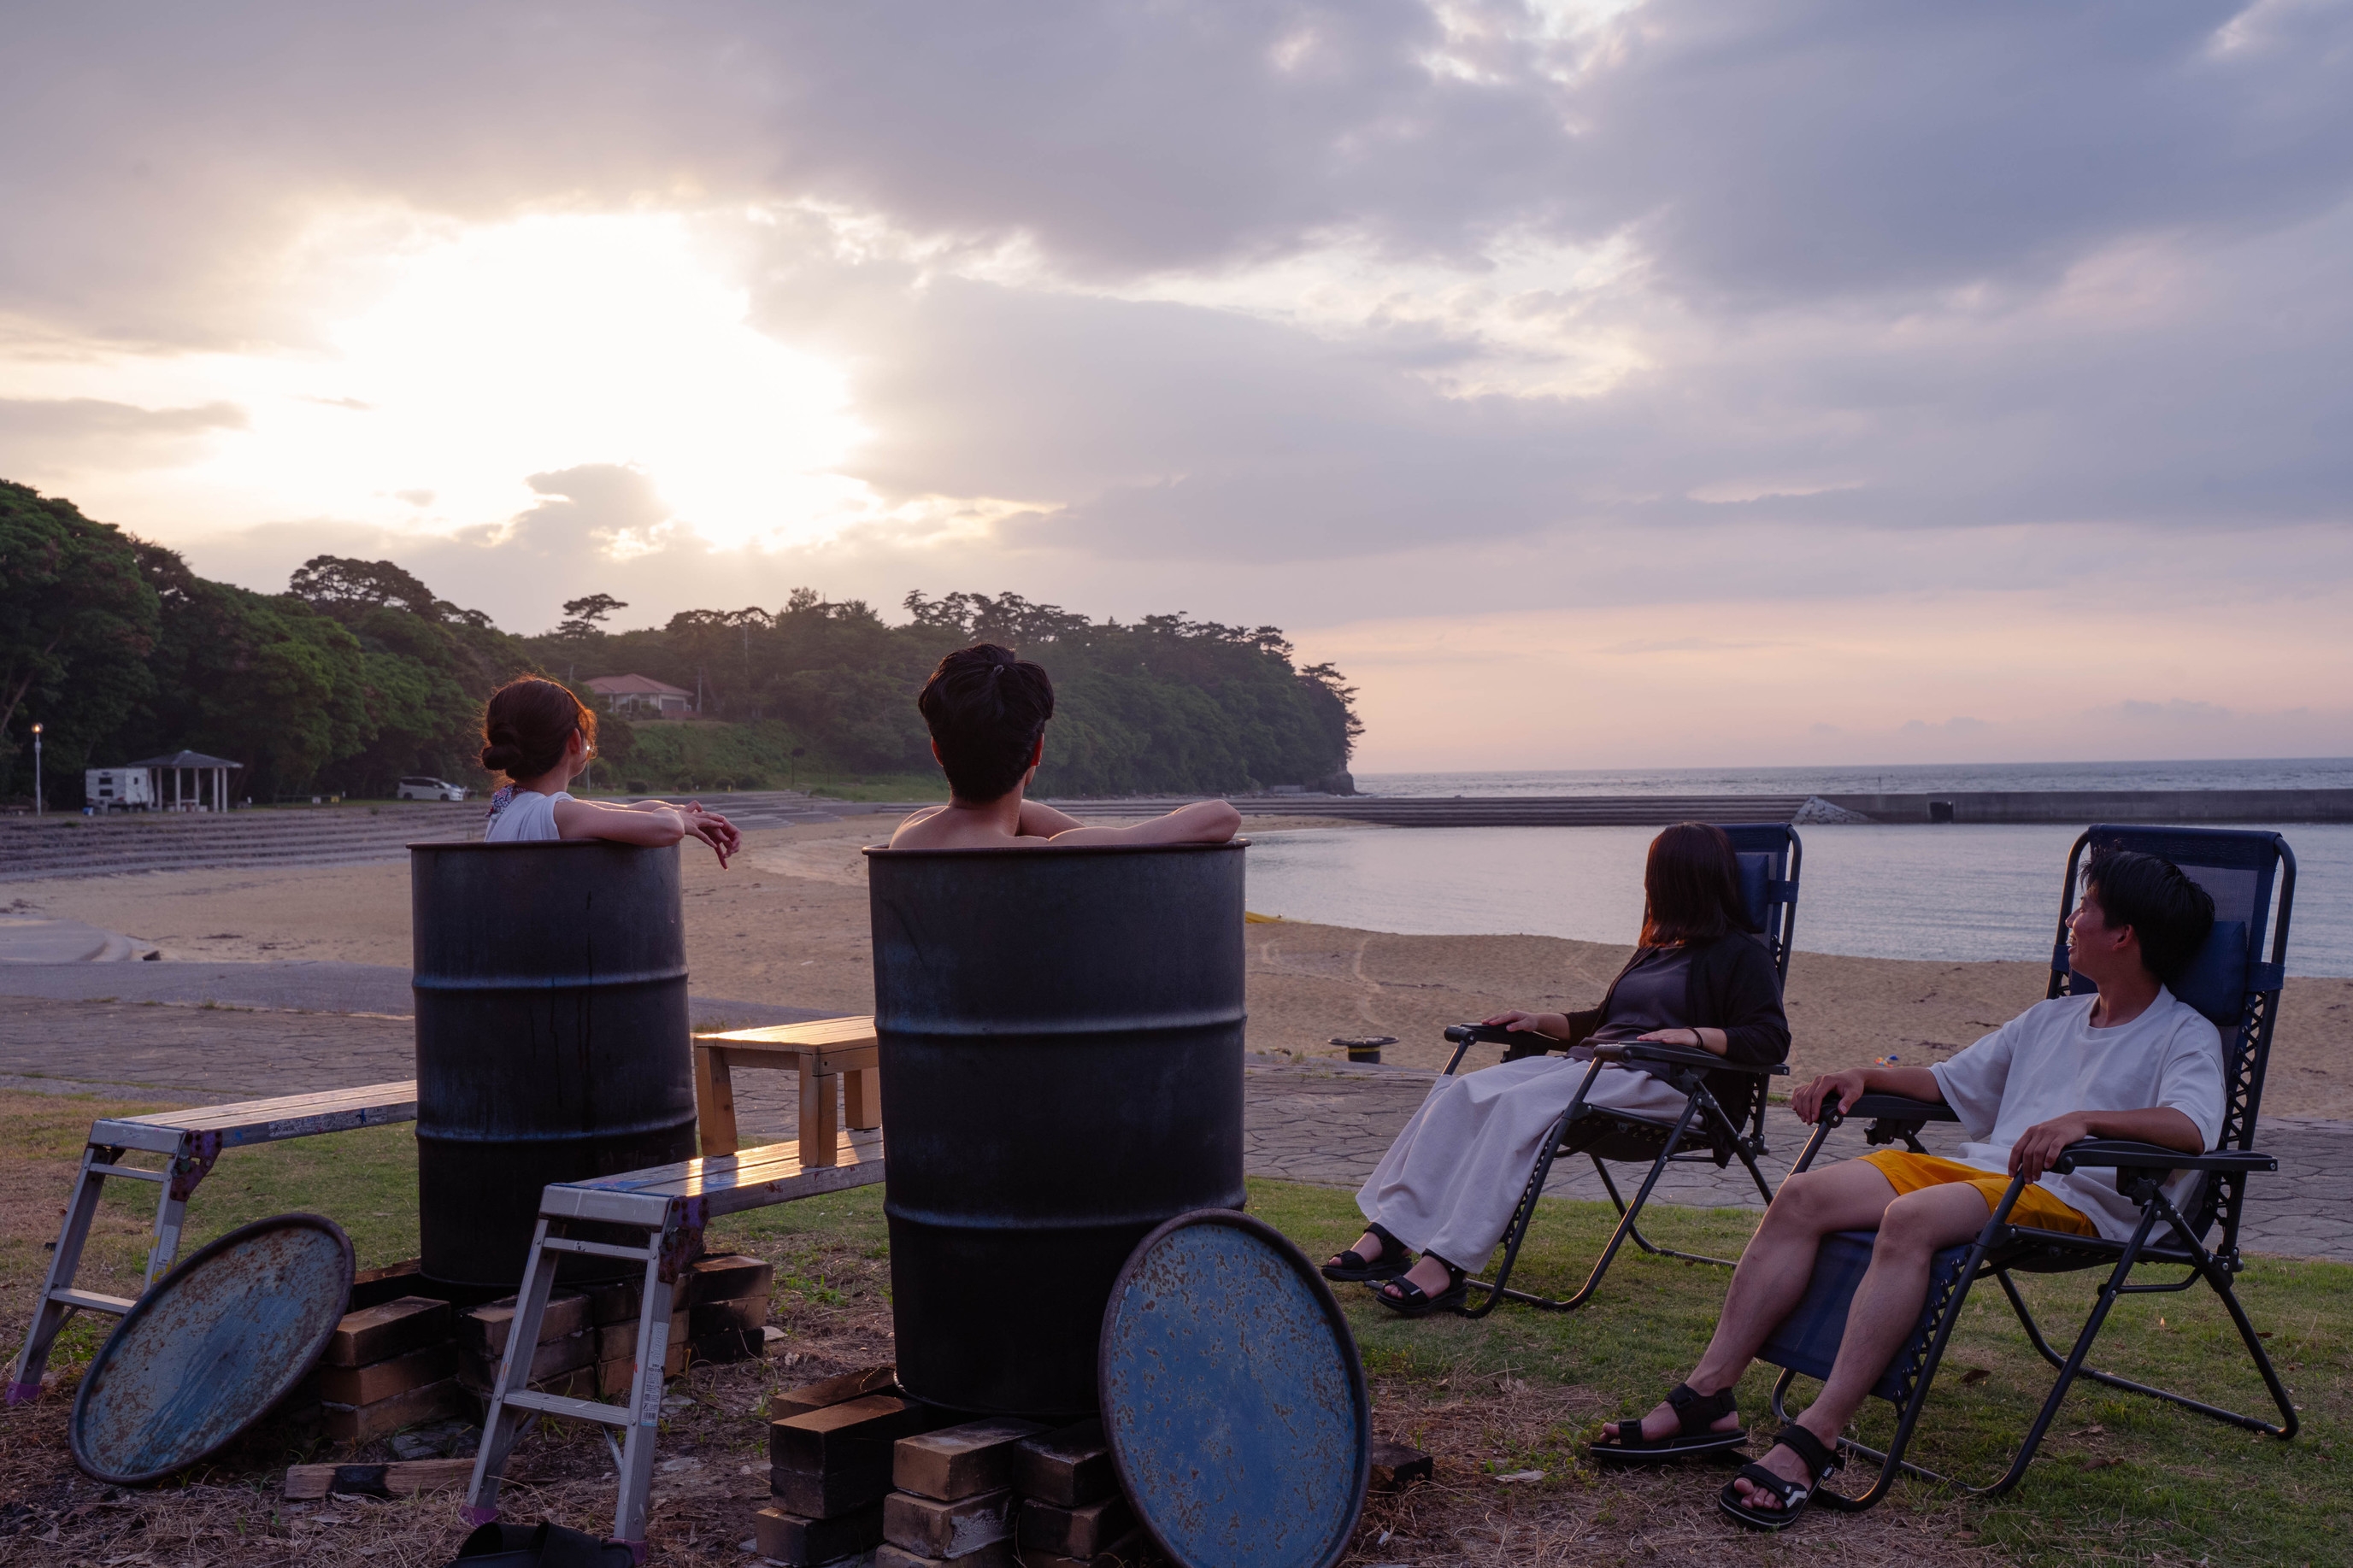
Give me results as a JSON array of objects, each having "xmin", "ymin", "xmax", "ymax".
[{"xmin": 3, "ymin": 211, "xmax": 881, "ymax": 551}]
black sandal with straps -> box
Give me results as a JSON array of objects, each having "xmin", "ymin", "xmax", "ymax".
[
  {"xmin": 1321, "ymin": 1223, "xmax": 1410, "ymax": 1283},
  {"xmin": 1586, "ymin": 1383, "xmax": 1747, "ymax": 1465},
  {"xmin": 1374, "ymin": 1259, "xmax": 1468, "ymax": 1317},
  {"xmin": 1717, "ymin": 1424, "xmax": 1842, "ymax": 1531}
]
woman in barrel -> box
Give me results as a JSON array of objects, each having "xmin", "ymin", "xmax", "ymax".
[
  {"xmin": 1326, "ymin": 821, "xmax": 1790, "ymax": 1314},
  {"xmin": 479, "ymin": 677, "xmax": 741, "ymax": 865}
]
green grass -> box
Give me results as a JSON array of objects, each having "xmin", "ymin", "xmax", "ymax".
[
  {"xmin": 12, "ymin": 1092, "xmax": 2342, "ymax": 1565},
  {"xmin": 1254, "ymin": 1177, "xmax": 2350, "ymax": 1567}
]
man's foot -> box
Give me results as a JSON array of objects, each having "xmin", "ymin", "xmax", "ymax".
[
  {"xmin": 1730, "ymin": 1431, "xmax": 1825, "ymax": 1513},
  {"xmin": 1600, "ymin": 1388, "xmax": 1741, "ymax": 1446}
]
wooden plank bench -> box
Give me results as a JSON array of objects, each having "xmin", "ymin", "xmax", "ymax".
[
  {"xmin": 693, "ymin": 1015, "xmax": 880, "ymax": 1162},
  {"xmin": 7, "ymin": 1079, "xmax": 419, "ymax": 1404},
  {"xmin": 464, "ymin": 1128, "xmax": 885, "ymax": 1559}
]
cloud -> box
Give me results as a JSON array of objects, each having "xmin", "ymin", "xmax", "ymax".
[{"xmin": 0, "ymin": 396, "xmax": 246, "ymax": 474}]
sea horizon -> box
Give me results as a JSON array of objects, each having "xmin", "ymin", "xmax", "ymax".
[{"xmin": 1351, "ymin": 756, "xmax": 2353, "ymax": 799}]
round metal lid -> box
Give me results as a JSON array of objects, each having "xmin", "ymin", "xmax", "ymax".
[
  {"xmin": 73, "ymin": 1213, "xmax": 355, "ymax": 1483},
  {"xmin": 1099, "ymin": 1209, "xmax": 1369, "ymax": 1568}
]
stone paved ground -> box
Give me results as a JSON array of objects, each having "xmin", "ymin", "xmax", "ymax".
[{"xmin": 3, "ymin": 995, "xmax": 2346, "ymax": 1262}]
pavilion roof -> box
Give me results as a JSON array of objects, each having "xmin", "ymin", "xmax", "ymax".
[{"xmin": 124, "ymin": 750, "xmax": 244, "ymax": 769}]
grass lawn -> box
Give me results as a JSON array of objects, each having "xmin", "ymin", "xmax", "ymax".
[{"xmin": 2, "ymin": 1089, "xmax": 2342, "ymax": 1566}]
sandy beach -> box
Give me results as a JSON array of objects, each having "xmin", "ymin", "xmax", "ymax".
[{"xmin": 16, "ymin": 815, "xmax": 2350, "ymax": 1117}]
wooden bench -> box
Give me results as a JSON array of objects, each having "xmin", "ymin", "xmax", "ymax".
[
  {"xmin": 693, "ymin": 1016, "xmax": 880, "ymax": 1163},
  {"xmin": 8, "ymin": 1080, "xmax": 419, "ymax": 1404},
  {"xmin": 464, "ymin": 1129, "xmax": 885, "ymax": 1558}
]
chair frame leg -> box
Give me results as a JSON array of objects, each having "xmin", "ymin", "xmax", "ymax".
[{"xmin": 1461, "ymin": 1092, "xmax": 1715, "ymax": 1316}]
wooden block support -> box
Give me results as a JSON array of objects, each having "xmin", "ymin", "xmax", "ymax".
[
  {"xmin": 772, "ymin": 1465, "xmax": 896, "ymax": 1523},
  {"xmin": 685, "ymin": 1254, "xmax": 774, "ymax": 1305},
  {"xmin": 1015, "ymin": 1419, "xmax": 1118, "ymax": 1508},
  {"xmin": 1019, "ymin": 1495, "xmax": 1137, "ymax": 1560},
  {"xmin": 462, "ymin": 1292, "xmax": 589, "ymax": 1358},
  {"xmin": 894, "ymin": 1418, "xmax": 1050, "ymax": 1501},
  {"xmin": 346, "ymin": 1259, "xmax": 426, "ymax": 1313},
  {"xmin": 323, "ymin": 1297, "xmax": 450, "ymax": 1369},
  {"xmin": 284, "ymin": 1457, "xmax": 475, "ymax": 1500},
  {"xmin": 773, "ymin": 1395, "xmax": 956, "ymax": 1473},
  {"xmin": 461, "ymin": 1330, "xmax": 593, "ymax": 1388},
  {"xmin": 875, "ymin": 1542, "xmax": 1015, "ymax": 1568},
  {"xmin": 884, "ymin": 1488, "xmax": 1016, "ymax": 1559},
  {"xmin": 584, "ymin": 1277, "xmax": 643, "ymax": 1325},
  {"xmin": 755, "ymin": 1503, "xmax": 886, "ymax": 1566},
  {"xmin": 692, "ymin": 1326, "xmax": 771, "ymax": 1365},
  {"xmin": 1369, "ymin": 1438, "xmax": 1434, "ymax": 1490},
  {"xmin": 773, "ymin": 1365, "xmax": 897, "ymax": 1419},
  {"xmin": 598, "ymin": 1311, "xmax": 687, "ymax": 1364},
  {"xmin": 317, "ymin": 1341, "xmax": 458, "ymax": 1407},
  {"xmin": 689, "ymin": 1295, "xmax": 769, "ymax": 1336},
  {"xmin": 322, "ymin": 1377, "xmax": 467, "ymax": 1443}
]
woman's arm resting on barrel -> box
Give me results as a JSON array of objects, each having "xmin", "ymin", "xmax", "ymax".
[{"xmin": 552, "ymin": 798, "xmax": 736, "ymax": 866}]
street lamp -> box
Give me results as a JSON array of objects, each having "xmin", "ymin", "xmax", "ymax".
[{"xmin": 30, "ymin": 722, "xmax": 41, "ymax": 817}]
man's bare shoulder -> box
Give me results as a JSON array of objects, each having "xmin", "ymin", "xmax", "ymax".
[{"xmin": 887, "ymin": 807, "xmax": 1029, "ymax": 850}]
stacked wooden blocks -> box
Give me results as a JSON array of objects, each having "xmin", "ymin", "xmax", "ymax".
[
  {"xmin": 460, "ymin": 1290, "xmax": 597, "ymax": 1401},
  {"xmin": 1002, "ymin": 1419, "xmax": 1156, "ymax": 1568},
  {"xmin": 756, "ymin": 1367, "xmax": 945, "ymax": 1566},
  {"xmin": 318, "ymin": 1296, "xmax": 465, "ymax": 1442},
  {"xmin": 874, "ymin": 1413, "xmax": 1046, "ymax": 1568},
  {"xmin": 456, "ymin": 1253, "xmax": 779, "ymax": 1406}
]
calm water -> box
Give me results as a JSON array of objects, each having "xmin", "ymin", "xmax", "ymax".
[
  {"xmin": 1243, "ymin": 823, "xmax": 2353, "ymax": 977},
  {"xmin": 1356, "ymin": 758, "xmax": 2353, "ymax": 797}
]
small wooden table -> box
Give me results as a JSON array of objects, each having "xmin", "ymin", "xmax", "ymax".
[{"xmin": 692, "ymin": 1016, "xmax": 879, "ymax": 1164}]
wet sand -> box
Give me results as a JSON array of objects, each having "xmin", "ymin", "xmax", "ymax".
[{"xmin": 18, "ymin": 815, "xmax": 2350, "ymax": 1117}]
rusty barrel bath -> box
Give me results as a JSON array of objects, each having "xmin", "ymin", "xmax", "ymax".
[
  {"xmin": 410, "ymin": 839, "xmax": 697, "ymax": 1287},
  {"xmin": 865, "ymin": 840, "xmax": 1248, "ymax": 1416}
]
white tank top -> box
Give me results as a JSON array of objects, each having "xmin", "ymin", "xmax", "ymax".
[{"xmin": 484, "ymin": 790, "xmax": 572, "ymax": 843}]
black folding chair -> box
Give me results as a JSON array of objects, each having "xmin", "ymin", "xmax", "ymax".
[
  {"xmin": 1758, "ymin": 824, "xmax": 2298, "ymax": 1508},
  {"xmin": 1439, "ymin": 823, "xmax": 1799, "ymax": 1316}
]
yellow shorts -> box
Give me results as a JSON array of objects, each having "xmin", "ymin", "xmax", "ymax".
[{"xmin": 1860, "ymin": 1150, "xmax": 2098, "ymax": 1236}]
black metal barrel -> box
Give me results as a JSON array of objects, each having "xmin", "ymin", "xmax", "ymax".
[
  {"xmin": 410, "ymin": 841, "xmax": 697, "ymax": 1286},
  {"xmin": 865, "ymin": 840, "xmax": 1247, "ymax": 1417}
]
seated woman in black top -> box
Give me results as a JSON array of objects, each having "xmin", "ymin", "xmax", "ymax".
[{"xmin": 1326, "ymin": 822, "xmax": 1791, "ymax": 1314}]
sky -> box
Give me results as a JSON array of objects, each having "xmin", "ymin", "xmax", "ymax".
[{"xmin": 3, "ymin": 0, "xmax": 2350, "ymax": 772}]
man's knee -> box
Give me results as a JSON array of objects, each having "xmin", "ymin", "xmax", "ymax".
[
  {"xmin": 1877, "ymin": 1187, "xmax": 1982, "ymax": 1254},
  {"xmin": 1762, "ymin": 1170, "xmax": 1841, "ymax": 1231}
]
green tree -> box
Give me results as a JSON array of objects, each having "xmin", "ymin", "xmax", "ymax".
[{"xmin": 0, "ymin": 482, "xmax": 160, "ymax": 805}]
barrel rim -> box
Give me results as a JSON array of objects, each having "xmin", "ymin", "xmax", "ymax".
[
  {"xmin": 862, "ymin": 838, "xmax": 1250, "ymax": 860},
  {"xmin": 407, "ymin": 838, "xmax": 662, "ymax": 852}
]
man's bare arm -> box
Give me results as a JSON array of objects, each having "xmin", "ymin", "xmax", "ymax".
[
  {"xmin": 1017, "ymin": 799, "xmax": 1090, "ymax": 837},
  {"xmin": 1046, "ymin": 801, "xmax": 1241, "ymax": 847}
]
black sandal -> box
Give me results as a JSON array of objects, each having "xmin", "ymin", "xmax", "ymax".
[
  {"xmin": 1374, "ymin": 1259, "xmax": 1467, "ymax": 1317},
  {"xmin": 1717, "ymin": 1424, "xmax": 1841, "ymax": 1531},
  {"xmin": 1586, "ymin": 1383, "xmax": 1745, "ymax": 1465},
  {"xmin": 1321, "ymin": 1224, "xmax": 1410, "ymax": 1283}
]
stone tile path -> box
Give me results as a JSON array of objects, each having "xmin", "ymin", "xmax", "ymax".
[{"xmin": 3, "ymin": 994, "xmax": 2344, "ymax": 1263}]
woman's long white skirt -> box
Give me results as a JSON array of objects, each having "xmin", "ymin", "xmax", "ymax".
[{"xmin": 1355, "ymin": 1056, "xmax": 1691, "ymax": 1271}]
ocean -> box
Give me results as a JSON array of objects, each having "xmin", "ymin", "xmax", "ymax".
[{"xmin": 1243, "ymin": 761, "xmax": 2353, "ymax": 977}]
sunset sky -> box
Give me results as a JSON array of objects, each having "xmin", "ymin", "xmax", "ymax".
[{"xmin": 3, "ymin": 2, "xmax": 2350, "ymax": 772}]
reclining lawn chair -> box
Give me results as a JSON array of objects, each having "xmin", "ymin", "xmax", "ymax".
[
  {"xmin": 1757, "ymin": 823, "xmax": 2298, "ymax": 1507},
  {"xmin": 1438, "ymin": 823, "xmax": 1799, "ymax": 1316}
]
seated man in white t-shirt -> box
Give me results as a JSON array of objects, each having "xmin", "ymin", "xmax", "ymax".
[{"xmin": 1589, "ymin": 847, "xmax": 2222, "ymax": 1529}]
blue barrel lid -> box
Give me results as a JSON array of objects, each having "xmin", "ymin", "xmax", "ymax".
[
  {"xmin": 72, "ymin": 1213, "xmax": 354, "ymax": 1483},
  {"xmin": 1099, "ymin": 1209, "xmax": 1369, "ymax": 1568}
]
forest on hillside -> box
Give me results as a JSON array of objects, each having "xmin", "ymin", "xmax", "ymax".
[{"xmin": 0, "ymin": 480, "xmax": 1360, "ymax": 806}]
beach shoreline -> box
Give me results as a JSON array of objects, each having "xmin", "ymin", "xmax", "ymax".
[{"xmin": 9, "ymin": 815, "xmax": 2347, "ymax": 1118}]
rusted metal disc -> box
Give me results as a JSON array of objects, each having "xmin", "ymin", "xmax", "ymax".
[
  {"xmin": 1099, "ymin": 1209, "xmax": 1368, "ymax": 1568},
  {"xmin": 72, "ymin": 1213, "xmax": 354, "ymax": 1483}
]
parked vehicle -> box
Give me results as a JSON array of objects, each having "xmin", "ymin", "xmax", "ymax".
[
  {"xmin": 397, "ymin": 776, "xmax": 470, "ymax": 802},
  {"xmin": 85, "ymin": 767, "xmax": 156, "ymax": 812}
]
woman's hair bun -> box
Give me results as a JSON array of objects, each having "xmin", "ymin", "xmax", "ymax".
[{"xmin": 480, "ymin": 742, "xmax": 525, "ymax": 772}]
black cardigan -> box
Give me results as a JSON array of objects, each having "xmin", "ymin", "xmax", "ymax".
[{"xmin": 1504, "ymin": 931, "xmax": 1791, "ymax": 1125}]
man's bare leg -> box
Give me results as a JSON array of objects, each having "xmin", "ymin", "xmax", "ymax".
[
  {"xmin": 1732, "ymin": 1182, "xmax": 1992, "ymax": 1511},
  {"xmin": 1605, "ymin": 1160, "xmax": 1899, "ymax": 1443}
]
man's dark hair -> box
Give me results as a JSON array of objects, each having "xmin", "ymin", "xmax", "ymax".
[
  {"xmin": 2085, "ymin": 847, "xmax": 2216, "ymax": 984},
  {"xmin": 917, "ymin": 643, "xmax": 1055, "ymax": 802}
]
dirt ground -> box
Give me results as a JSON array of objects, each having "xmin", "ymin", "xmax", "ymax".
[{"xmin": 18, "ymin": 816, "xmax": 2351, "ymax": 1116}]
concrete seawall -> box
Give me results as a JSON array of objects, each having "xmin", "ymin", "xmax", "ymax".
[{"xmin": 1056, "ymin": 788, "xmax": 2353, "ymax": 827}]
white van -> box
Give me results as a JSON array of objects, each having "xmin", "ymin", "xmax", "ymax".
[{"xmin": 397, "ymin": 776, "xmax": 470, "ymax": 802}]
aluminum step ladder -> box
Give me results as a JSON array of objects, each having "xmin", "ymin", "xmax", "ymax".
[
  {"xmin": 464, "ymin": 1129, "xmax": 885, "ymax": 1561},
  {"xmin": 9, "ymin": 1080, "xmax": 418, "ymax": 1403}
]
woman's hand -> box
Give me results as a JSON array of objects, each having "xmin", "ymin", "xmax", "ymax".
[
  {"xmin": 680, "ymin": 804, "xmax": 738, "ymax": 867},
  {"xmin": 1635, "ymin": 1027, "xmax": 1727, "ymax": 1057},
  {"xmin": 1481, "ymin": 1009, "xmax": 1565, "ymax": 1037}
]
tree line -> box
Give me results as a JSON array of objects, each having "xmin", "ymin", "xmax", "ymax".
[{"xmin": 0, "ymin": 480, "xmax": 1361, "ymax": 806}]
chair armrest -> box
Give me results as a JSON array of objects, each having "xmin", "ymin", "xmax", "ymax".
[
  {"xmin": 1590, "ymin": 1042, "xmax": 1787, "ymax": 1075},
  {"xmin": 2053, "ymin": 1141, "xmax": 2279, "ymax": 1175},
  {"xmin": 1441, "ymin": 1022, "xmax": 1556, "ymax": 1074},
  {"xmin": 1838, "ymin": 1092, "xmax": 1962, "ymax": 1124}
]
